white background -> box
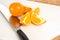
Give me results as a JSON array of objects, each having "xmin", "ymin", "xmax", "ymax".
[{"xmin": 0, "ymin": 0, "xmax": 60, "ymax": 40}]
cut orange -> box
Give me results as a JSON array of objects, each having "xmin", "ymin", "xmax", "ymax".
[
  {"xmin": 24, "ymin": 6, "xmax": 32, "ymax": 13},
  {"xmin": 31, "ymin": 12, "xmax": 46, "ymax": 25},
  {"xmin": 20, "ymin": 12, "xmax": 31, "ymax": 25},
  {"xmin": 33, "ymin": 7, "xmax": 40, "ymax": 14}
]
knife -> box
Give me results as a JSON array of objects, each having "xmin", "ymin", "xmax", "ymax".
[{"xmin": 0, "ymin": 4, "xmax": 29, "ymax": 40}]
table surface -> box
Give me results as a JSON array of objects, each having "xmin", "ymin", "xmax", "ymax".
[{"xmin": 30, "ymin": 0, "xmax": 60, "ymax": 6}]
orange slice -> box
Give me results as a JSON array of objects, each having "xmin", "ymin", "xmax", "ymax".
[
  {"xmin": 20, "ymin": 12, "xmax": 31, "ymax": 25},
  {"xmin": 31, "ymin": 12, "xmax": 46, "ymax": 25},
  {"xmin": 33, "ymin": 7, "xmax": 40, "ymax": 14}
]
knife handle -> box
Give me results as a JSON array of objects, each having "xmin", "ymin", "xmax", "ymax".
[{"xmin": 17, "ymin": 29, "xmax": 29, "ymax": 40}]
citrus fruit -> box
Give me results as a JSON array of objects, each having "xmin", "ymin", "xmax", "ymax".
[
  {"xmin": 9, "ymin": 16, "xmax": 21, "ymax": 28},
  {"xmin": 20, "ymin": 12, "xmax": 31, "ymax": 25},
  {"xmin": 31, "ymin": 12, "xmax": 46, "ymax": 25},
  {"xmin": 24, "ymin": 6, "xmax": 32, "ymax": 13},
  {"xmin": 33, "ymin": 7, "xmax": 40, "ymax": 14},
  {"xmin": 9, "ymin": 2, "xmax": 25, "ymax": 16}
]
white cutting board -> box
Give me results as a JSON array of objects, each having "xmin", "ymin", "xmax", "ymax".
[{"xmin": 0, "ymin": 0, "xmax": 60, "ymax": 40}]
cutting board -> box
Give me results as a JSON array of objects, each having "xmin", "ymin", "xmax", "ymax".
[
  {"xmin": 30, "ymin": 0, "xmax": 60, "ymax": 6},
  {"xmin": 0, "ymin": 0, "xmax": 60, "ymax": 40}
]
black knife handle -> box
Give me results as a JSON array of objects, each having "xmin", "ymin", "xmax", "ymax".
[{"xmin": 17, "ymin": 29, "xmax": 29, "ymax": 40}]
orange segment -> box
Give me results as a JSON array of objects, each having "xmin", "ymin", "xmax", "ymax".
[
  {"xmin": 31, "ymin": 12, "xmax": 46, "ymax": 25},
  {"xmin": 33, "ymin": 7, "xmax": 40, "ymax": 14},
  {"xmin": 20, "ymin": 12, "xmax": 31, "ymax": 25}
]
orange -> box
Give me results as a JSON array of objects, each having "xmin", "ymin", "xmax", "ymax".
[
  {"xmin": 24, "ymin": 6, "xmax": 32, "ymax": 13},
  {"xmin": 9, "ymin": 16, "xmax": 21, "ymax": 28},
  {"xmin": 31, "ymin": 12, "xmax": 46, "ymax": 25},
  {"xmin": 20, "ymin": 12, "xmax": 31, "ymax": 25},
  {"xmin": 31, "ymin": 7, "xmax": 46, "ymax": 25},
  {"xmin": 33, "ymin": 7, "xmax": 40, "ymax": 14},
  {"xmin": 9, "ymin": 2, "xmax": 25, "ymax": 16}
]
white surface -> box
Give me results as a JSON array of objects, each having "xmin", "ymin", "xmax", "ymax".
[
  {"xmin": 0, "ymin": 0, "xmax": 60, "ymax": 40},
  {"xmin": 0, "ymin": 4, "xmax": 20, "ymax": 40}
]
